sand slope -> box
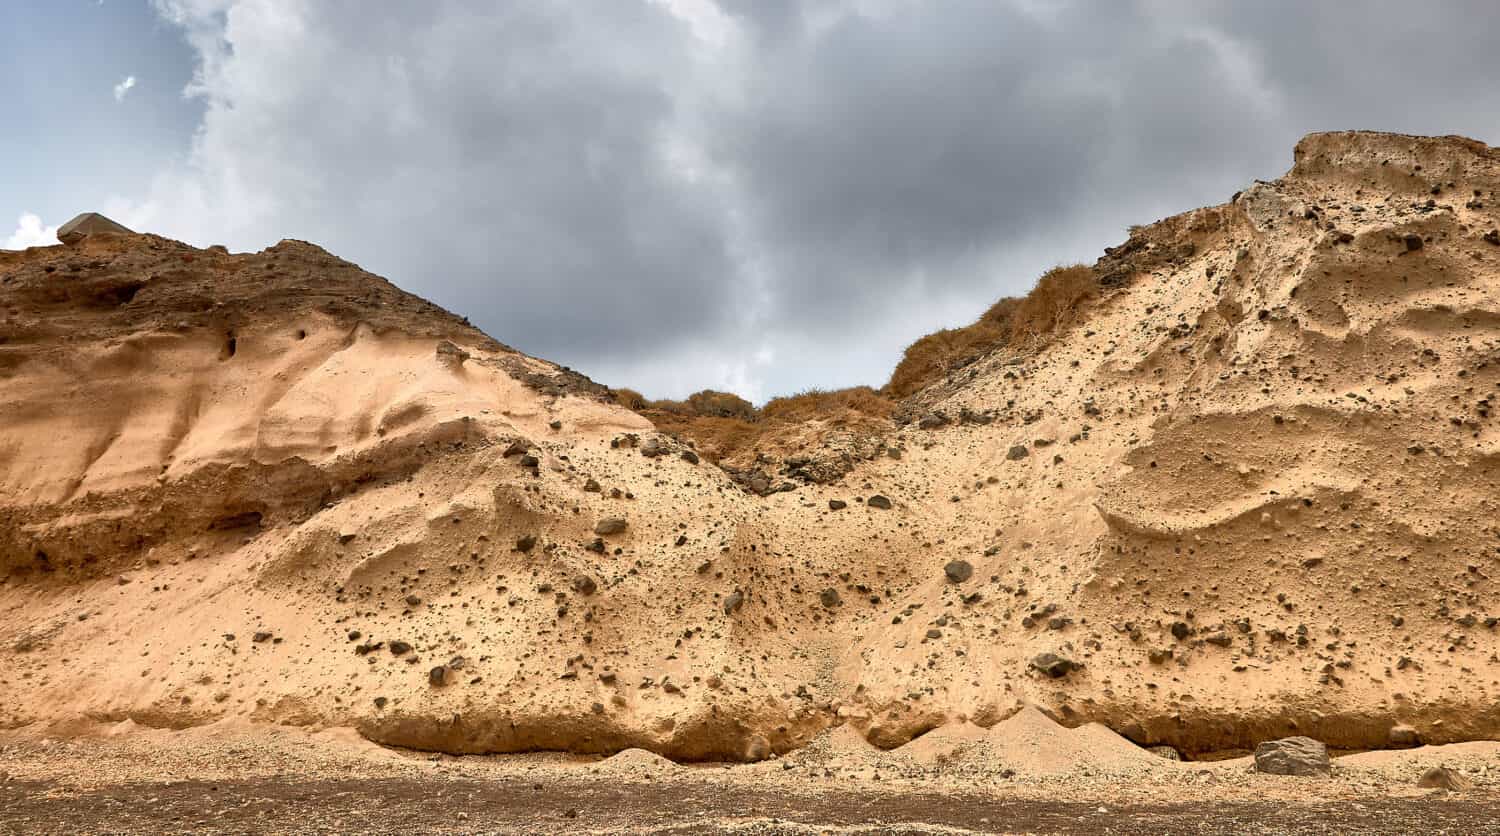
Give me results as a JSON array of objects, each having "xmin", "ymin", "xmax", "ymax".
[{"xmin": 2, "ymin": 131, "xmax": 1498, "ymax": 761}]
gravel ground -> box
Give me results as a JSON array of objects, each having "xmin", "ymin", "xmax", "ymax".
[
  {"xmin": 3, "ymin": 724, "xmax": 1499, "ymax": 834},
  {"xmin": 5, "ymin": 775, "xmax": 1500, "ymax": 835}
]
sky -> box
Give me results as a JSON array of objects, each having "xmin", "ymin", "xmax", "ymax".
[{"xmin": 6, "ymin": 1, "xmax": 1500, "ymax": 402}]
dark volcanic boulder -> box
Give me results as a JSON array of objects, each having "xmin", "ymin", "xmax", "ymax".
[{"xmin": 1253, "ymin": 737, "xmax": 1330, "ymax": 776}]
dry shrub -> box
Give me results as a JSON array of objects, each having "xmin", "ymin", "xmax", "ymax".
[
  {"xmin": 1006, "ymin": 264, "xmax": 1095, "ymax": 345},
  {"xmin": 619, "ymin": 389, "xmax": 755, "ymax": 419},
  {"xmin": 761, "ymin": 386, "xmax": 894, "ymax": 423},
  {"xmin": 621, "ymin": 385, "xmax": 893, "ymax": 465},
  {"xmin": 686, "ymin": 389, "xmax": 756, "ymax": 420},
  {"xmin": 644, "ymin": 398, "xmax": 692, "ymax": 416},
  {"xmin": 612, "ymin": 387, "xmax": 648, "ymax": 411},
  {"xmin": 884, "ymin": 264, "xmax": 1094, "ymax": 399},
  {"xmin": 644, "ymin": 414, "xmax": 762, "ymax": 462},
  {"xmin": 883, "ymin": 320, "xmax": 1007, "ymax": 400}
]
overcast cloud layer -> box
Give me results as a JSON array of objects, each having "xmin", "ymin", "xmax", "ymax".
[{"xmin": 8, "ymin": 1, "xmax": 1500, "ymax": 400}]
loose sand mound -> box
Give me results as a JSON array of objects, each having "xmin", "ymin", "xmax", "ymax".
[
  {"xmin": 589, "ymin": 747, "xmax": 684, "ymax": 780},
  {"xmin": 2, "ymin": 131, "xmax": 1499, "ymax": 764},
  {"xmin": 898, "ymin": 707, "xmax": 1166, "ymax": 778}
]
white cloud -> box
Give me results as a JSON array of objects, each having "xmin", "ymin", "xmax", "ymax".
[
  {"xmin": 113, "ymin": 75, "xmax": 137, "ymax": 101},
  {"xmin": 3, "ymin": 214, "xmax": 60, "ymax": 250},
  {"xmin": 651, "ymin": 0, "xmax": 736, "ymax": 47}
]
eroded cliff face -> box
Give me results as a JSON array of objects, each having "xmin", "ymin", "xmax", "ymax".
[{"xmin": 2, "ymin": 131, "xmax": 1498, "ymax": 760}]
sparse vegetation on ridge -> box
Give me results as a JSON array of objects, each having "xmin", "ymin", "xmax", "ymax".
[
  {"xmin": 884, "ymin": 264, "xmax": 1096, "ymax": 398},
  {"xmin": 614, "ymin": 263, "xmax": 1101, "ymax": 462}
]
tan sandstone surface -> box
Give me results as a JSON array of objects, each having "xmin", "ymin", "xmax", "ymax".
[{"xmin": 3, "ymin": 131, "xmax": 1500, "ymax": 828}]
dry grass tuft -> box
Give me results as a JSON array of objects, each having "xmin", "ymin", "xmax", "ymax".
[
  {"xmin": 1006, "ymin": 264, "xmax": 1096, "ymax": 345},
  {"xmin": 761, "ymin": 386, "xmax": 894, "ymax": 423},
  {"xmin": 643, "ymin": 414, "xmax": 768, "ymax": 463},
  {"xmin": 613, "ymin": 385, "xmax": 893, "ymax": 465},
  {"xmin": 883, "ymin": 264, "xmax": 1094, "ymax": 398},
  {"xmin": 612, "ymin": 387, "xmax": 649, "ymax": 411},
  {"xmin": 686, "ymin": 390, "xmax": 756, "ymax": 420},
  {"xmin": 617, "ymin": 389, "xmax": 757, "ymax": 420}
]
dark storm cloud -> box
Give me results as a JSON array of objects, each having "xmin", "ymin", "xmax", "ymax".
[
  {"xmin": 1186, "ymin": 0, "xmax": 1500, "ymax": 138},
  {"xmin": 111, "ymin": 0, "xmax": 1500, "ymax": 398},
  {"xmin": 141, "ymin": 0, "xmax": 739, "ymax": 363},
  {"xmin": 692, "ymin": 0, "xmax": 1302, "ymax": 347},
  {"xmin": 708, "ymin": 2, "xmax": 1107, "ymax": 325}
]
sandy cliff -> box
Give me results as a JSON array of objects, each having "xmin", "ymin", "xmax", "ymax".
[{"xmin": 2, "ymin": 131, "xmax": 1498, "ymax": 760}]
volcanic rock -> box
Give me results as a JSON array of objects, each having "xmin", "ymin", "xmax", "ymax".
[{"xmin": 1253, "ymin": 737, "xmax": 1330, "ymax": 776}]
